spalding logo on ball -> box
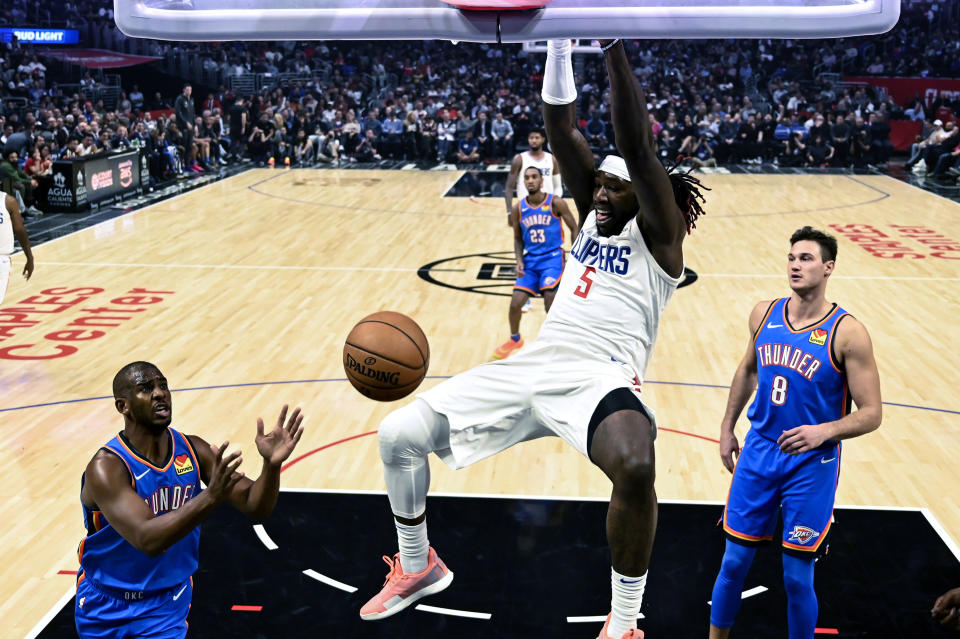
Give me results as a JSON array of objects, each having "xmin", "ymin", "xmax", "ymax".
[{"xmin": 343, "ymin": 311, "xmax": 430, "ymax": 402}]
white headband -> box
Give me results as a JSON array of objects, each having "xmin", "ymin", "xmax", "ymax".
[{"xmin": 598, "ymin": 155, "xmax": 631, "ymax": 182}]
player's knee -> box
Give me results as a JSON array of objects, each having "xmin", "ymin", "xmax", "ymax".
[
  {"xmin": 613, "ymin": 447, "xmax": 656, "ymax": 489},
  {"xmin": 378, "ymin": 400, "xmax": 443, "ymax": 463},
  {"xmin": 719, "ymin": 541, "xmax": 755, "ymax": 580},
  {"xmin": 782, "ymin": 554, "xmax": 815, "ymax": 599},
  {"xmin": 783, "ymin": 569, "xmax": 814, "ymax": 599},
  {"xmin": 378, "ymin": 406, "xmax": 426, "ymax": 463}
]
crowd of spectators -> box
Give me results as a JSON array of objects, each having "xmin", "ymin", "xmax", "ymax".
[{"xmin": 2, "ymin": 0, "xmax": 960, "ymax": 215}]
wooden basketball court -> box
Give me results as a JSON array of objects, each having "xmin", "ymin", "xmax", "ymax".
[{"xmin": 3, "ymin": 168, "xmax": 959, "ymax": 636}]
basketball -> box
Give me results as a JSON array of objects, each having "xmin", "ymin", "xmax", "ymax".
[{"xmin": 343, "ymin": 311, "xmax": 430, "ymax": 402}]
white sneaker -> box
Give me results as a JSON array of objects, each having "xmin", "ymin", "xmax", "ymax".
[{"xmin": 521, "ymin": 299, "xmax": 532, "ymax": 313}]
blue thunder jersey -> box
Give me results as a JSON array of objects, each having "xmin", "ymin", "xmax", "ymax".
[
  {"xmin": 79, "ymin": 428, "xmax": 202, "ymax": 591},
  {"xmin": 746, "ymin": 298, "xmax": 851, "ymax": 447},
  {"xmin": 519, "ymin": 193, "xmax": 563, "ymax": 258}
]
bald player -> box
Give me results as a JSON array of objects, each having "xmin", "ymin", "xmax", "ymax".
[{"xmin": 75, "ymin": 361, "xmax": 304, "ymax": 638}]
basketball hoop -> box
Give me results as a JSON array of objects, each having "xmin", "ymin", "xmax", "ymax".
[
  {"xmin": 116, "ymin": 0, "xmax": 900, "ymax": 42},
  {"xmin": 441, "ymin": 0, "xmax": 551, "ymax": 9}
]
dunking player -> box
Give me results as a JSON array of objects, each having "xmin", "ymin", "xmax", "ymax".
[
  {"xmin": 492, "ymin": 166, "xmax": 577, "ymax": 360},
  {"xmin": 708, "ymin": 227, "xmax": 882, "ymax": 639},
  {"xmin": 360, "ymin": 39, "xmax": 707, "ymax": 639},
  {"xmin": 0, "ymin": 193, "xmax": 35, "ymax": 303},
  {"xmin": 505, "ymin": 126, "xmax": 562, "ymax": 313},
  {"xmin": 75, "ymin": 362, "xmax": 304, "ymax": 638}
]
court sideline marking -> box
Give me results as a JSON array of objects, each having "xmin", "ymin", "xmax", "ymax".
[
  {"xmin": 3, "ymin": 378, "xmax": 957, "ymax": 417},
  {"xmin": 26, "ymin": 260, "xmax": 960, "ymax": 283}
]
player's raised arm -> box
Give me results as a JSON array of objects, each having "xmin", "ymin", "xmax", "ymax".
[
  {"xmin": 190, "ymin": 404, "xmax": 303, "ymax": 519},
  {"xmin": 602, "ymin": 40, "xmax": 686, "ymax": 250},
  {"xmin": 541, "ymin": 40, "xmax": 595, "ymax": 225},
  {"xmin": 718, "ymin": 301, "xmax": 768, "ymax": 473}
]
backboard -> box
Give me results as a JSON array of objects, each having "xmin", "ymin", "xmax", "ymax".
[{"xmin": 115, "ymin": 0, "xmax": 901, "ymax": 42}]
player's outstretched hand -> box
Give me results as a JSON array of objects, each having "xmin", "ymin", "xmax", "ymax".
[
  {"xmin": 22, "ymin": 256, "xmax": 34, "ymax": 280},
  {"xmin": 776, "ymin": 424, "xmax": 827, "ymax": 455},
  {"xmin": 255, "ymin": 404, "xmax": 305, "ymax": 466},
  {"xmin": 933, "ymin": 587, "xmax": 960, "ymax": 630},
  {"xmin": 207, "ymin": 441, "xmax": 243, "ymax": 502},
  {"xmin": 719, "ymin": 431, "xmax": 739, "ymax": 473}
]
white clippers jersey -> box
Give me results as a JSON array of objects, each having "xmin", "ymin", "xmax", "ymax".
[
  {"xmin": 516, "ymin": 150, "xmax": 556, "ymax": 200},
  {"xmin": 0, "ymin": 195, "xmax": 14, "ymax": 255},
  {"xmin": 536, "ymin": 211, "xmax": 682, "ymax": 380}
]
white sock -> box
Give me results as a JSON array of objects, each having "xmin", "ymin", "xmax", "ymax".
[
  {"xmin": 608, "ymin": 568, "xmax": 646, "ymax": 638},
  {"xmin": 396, "ymin": 520, "xmax": 429, "ymax": 573}
]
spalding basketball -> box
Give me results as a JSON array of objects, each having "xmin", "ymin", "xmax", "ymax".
[{"xmin": 343, "ymin": 311, "xmax": 430, "ymax": 402}]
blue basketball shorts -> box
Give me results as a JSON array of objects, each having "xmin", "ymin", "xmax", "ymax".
[
  {"xmin": 75, "ymin": 573, "xmax": 193, "ymax": 639},
  {"xmin": 722, "ymin": 429, "xmax": 840, "ymax": 555},
  {"xmin": 515, "ymin": 249, "xmax": 564, "ymax": 296}
]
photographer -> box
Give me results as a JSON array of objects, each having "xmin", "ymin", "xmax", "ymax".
[
  {"xmin": 851, "ymin": 118, "xmax": 872, "ymax": 168},
  {"xmin": 689, "ymin": 136, "xmax": 717, "ymax": 168},
  {"xmin": 293, "ymin": 128, "xmax": 314, "ymax": 165},
  {"xmin": 247, "ymin": 124, "xmax": 271, "ymax": 166},
  {"xmin": 806, "ymin": 134, "xmax": 834, "ymax": 167},
  {"xmin": 316, "ymin": 130, "xmax": 341, "ymax": 165},
  {"xmin": 782, "ymin": 130, "xmax": 807, "ymax": 167},
  {"xmin": 830, "ymin": 114, "xmax": 851, "ymax": 167}
]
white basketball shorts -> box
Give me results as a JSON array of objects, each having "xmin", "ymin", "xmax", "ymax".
[{"xmin": 417, "ymin": 340, "xmax": 657, "ymax": 470}]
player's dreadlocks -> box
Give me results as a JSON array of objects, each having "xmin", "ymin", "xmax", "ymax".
[{"xmin": 667, "ymin": 160, "xmax": 709, "ymax": 233}]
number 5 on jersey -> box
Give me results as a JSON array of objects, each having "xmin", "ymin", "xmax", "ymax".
[{"xmin": 574, "ymin": 266, "xmax": 596, "ymax": 298}]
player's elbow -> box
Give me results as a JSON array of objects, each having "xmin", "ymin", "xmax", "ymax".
[
  {"xmin": 246, "ymin": 501, "xmax": 275, "ymax": 520},
  {"xmin": 135, "ymin": 535, "xmax": 168, "ymax": 558},
  {"xmin": 854, "ymin": 404, "xmax": 882, "ymax": 436}
]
